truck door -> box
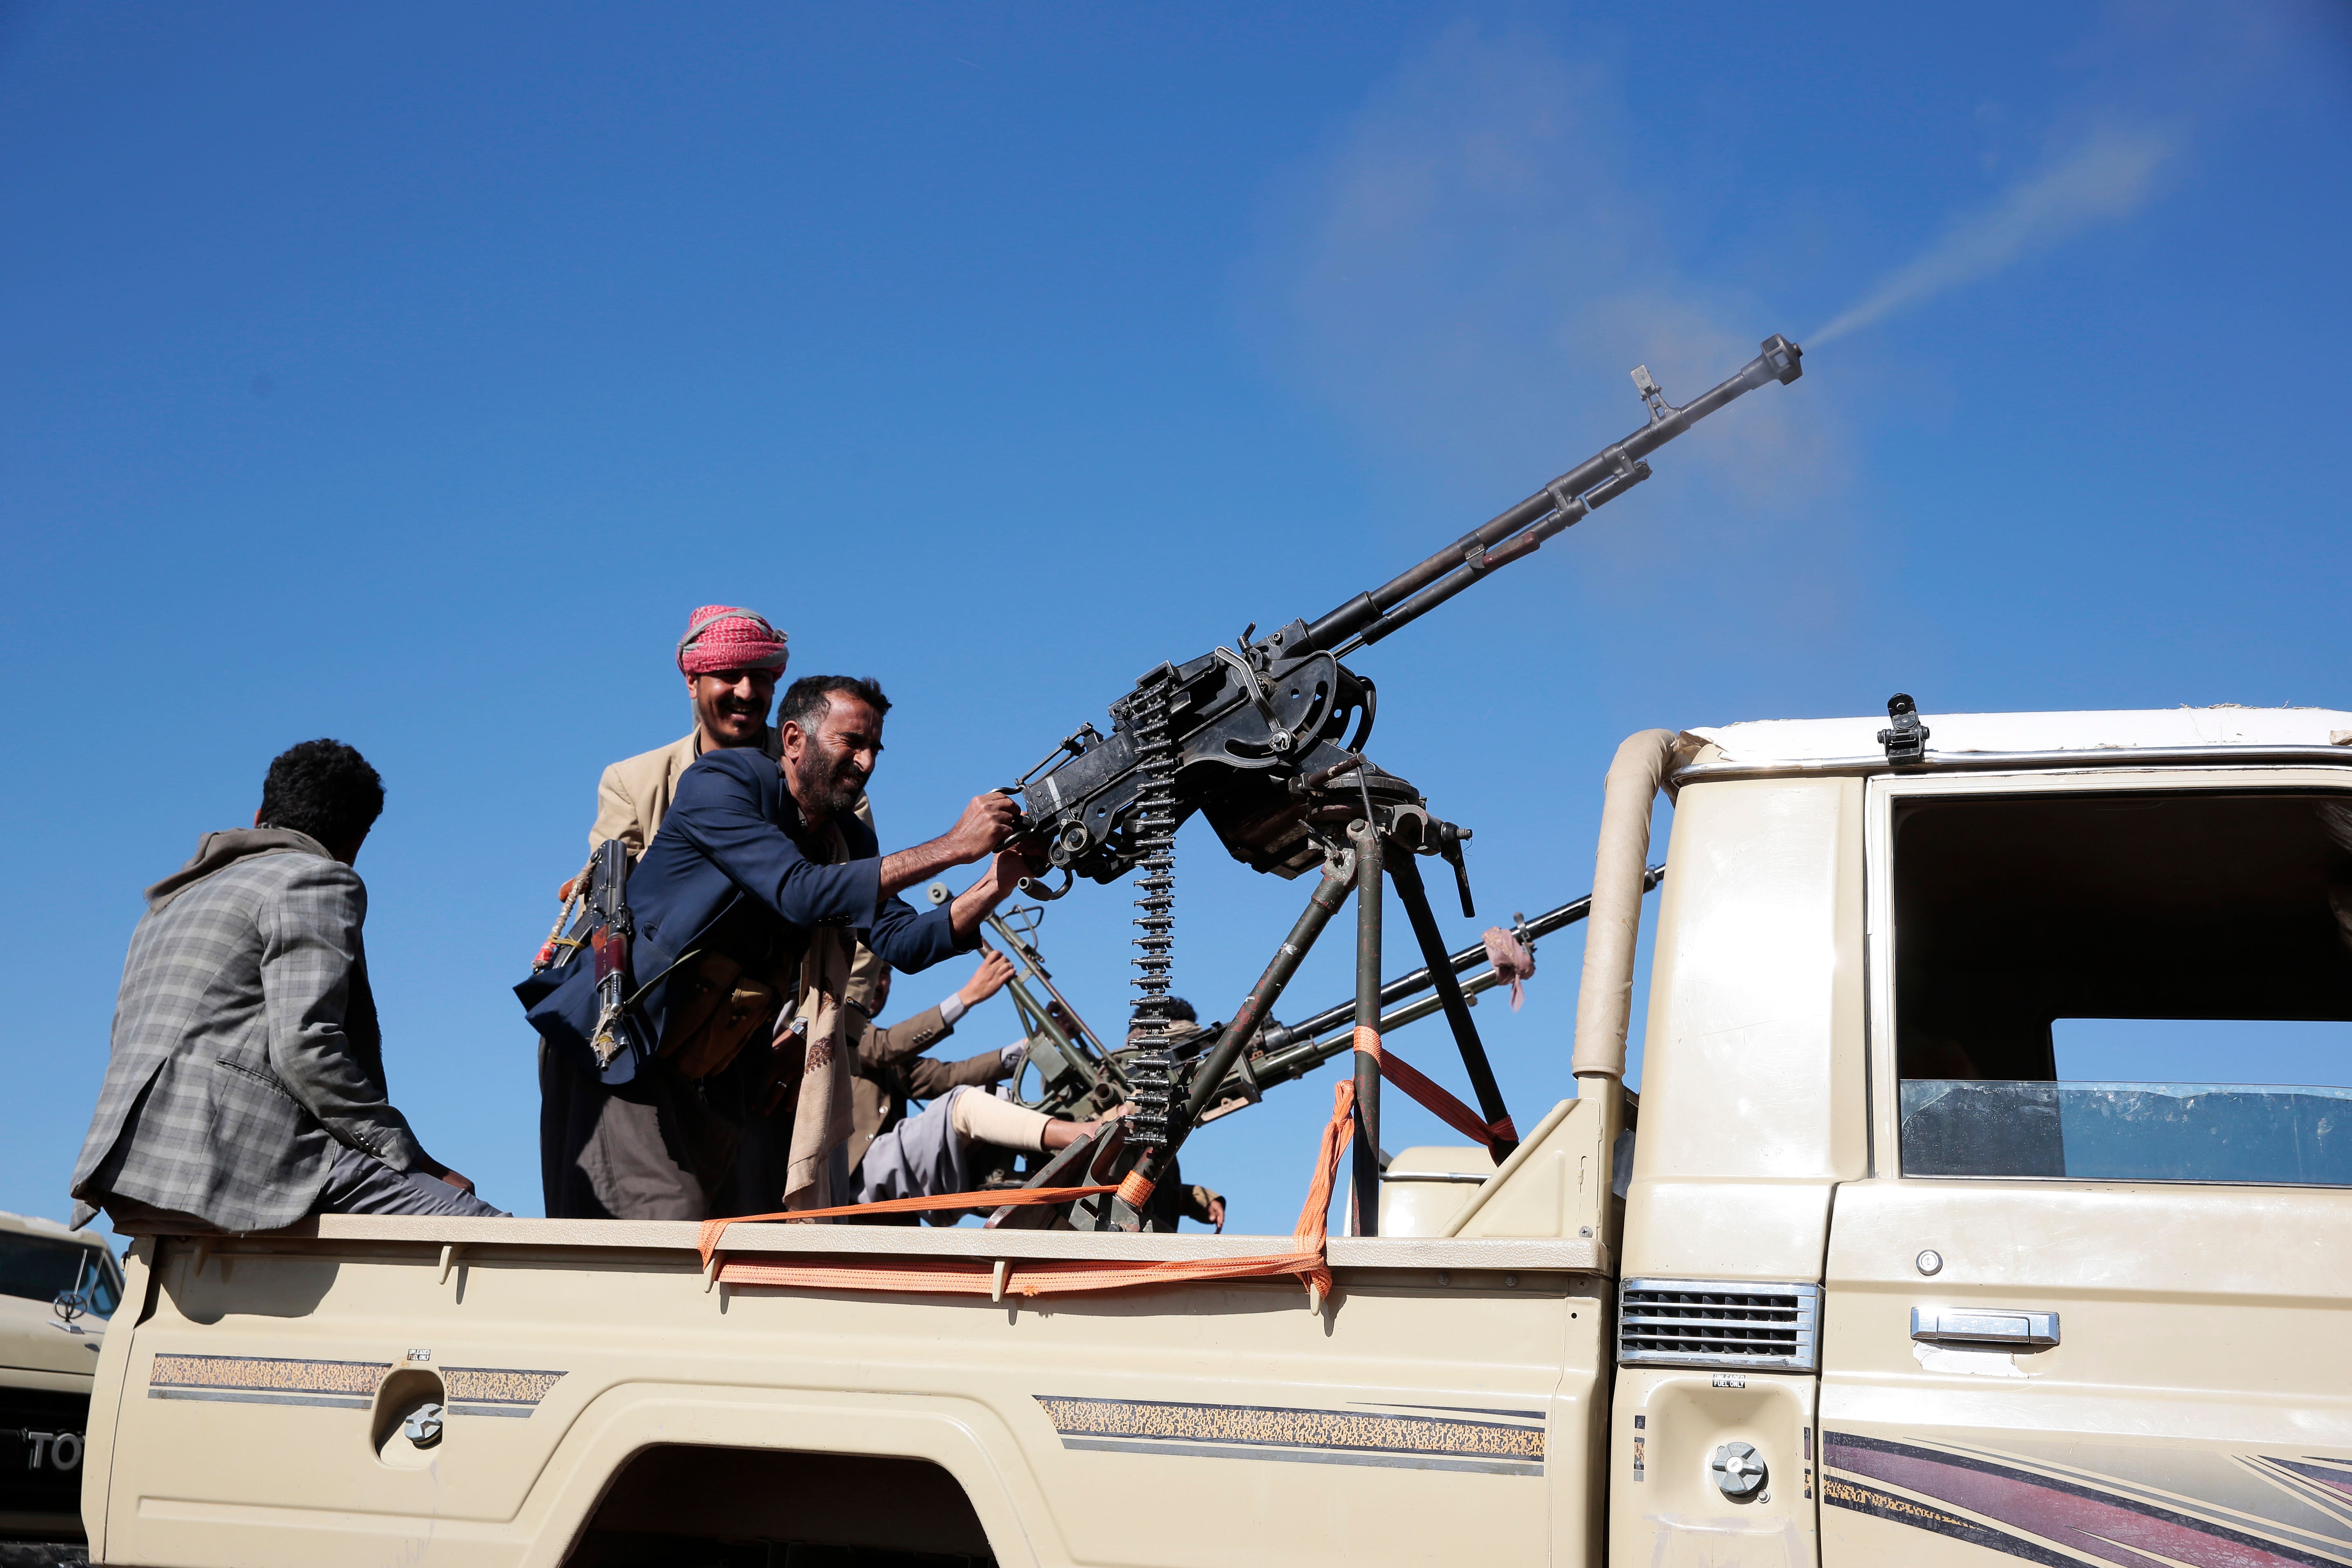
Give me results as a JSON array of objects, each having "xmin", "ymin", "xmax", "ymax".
[{"xmin": 1822, "ymin": 770, "xmax": 2352, "ymax": 1568}]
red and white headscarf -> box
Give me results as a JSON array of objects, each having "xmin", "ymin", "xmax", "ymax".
[{"xmin": 675, "ymin": 605, "xmax": 788, "ymax": 676}]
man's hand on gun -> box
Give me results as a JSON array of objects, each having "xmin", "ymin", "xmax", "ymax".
[
  {"xmin": 875, "ymin": 791, "xmax": 1040, "ymax": 940},
  {"xmin": 945, "ymin": 791, "xmax": 1024, "ymax": 862}
]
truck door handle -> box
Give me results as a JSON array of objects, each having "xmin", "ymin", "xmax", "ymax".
[{"xmin": 1911, "ymin": 1307, "xmax": 2060, "ymax": 1348}]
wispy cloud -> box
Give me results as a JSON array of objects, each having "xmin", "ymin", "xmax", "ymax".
[
  {"xmin": 1810, "ymin": 125, "xmax": 2175, "ymax": 347},
  {"xmin": 1240, "ymin": 25, "xmax": 1846, "ymax": 586},
  {"xmin": 1251, "ymin": 24, "xmax": 1834, "ymax": 512}
]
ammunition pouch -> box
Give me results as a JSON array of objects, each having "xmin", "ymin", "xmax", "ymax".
[{"xmin": 657, "ymin": 951, "xmax": 784, "ymax": 1080}]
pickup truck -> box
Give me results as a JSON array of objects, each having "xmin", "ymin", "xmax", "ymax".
[
  {"xmin": 3, "ymin": 1209, "xmax": 122, "ymax": 1555},
  {"xmin": 77, "ymin": 704, "xmax": 2352, "ymax": 1568}
]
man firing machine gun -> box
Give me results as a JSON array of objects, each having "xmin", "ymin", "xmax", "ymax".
[{"xmin": 976, "ymin": 335, "xmax": 1804, "ymax": 1234}]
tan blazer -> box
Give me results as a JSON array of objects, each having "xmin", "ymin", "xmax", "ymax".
[
  {"xmin": 589, "ymin": 734, "xmax": 697, "ymax": 858},
  {"xmin": 844, "ymin": 1007, "xmax": 1010, "ymax": 1169},
  {"xmin": 588, "ymin": 727, "xmax": 791, "ymax": 857}
]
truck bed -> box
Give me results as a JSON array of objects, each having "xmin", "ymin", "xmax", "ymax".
[{"xmin": 85, "ymin": 1215, "xmax": 1611, "ymax": 1568}]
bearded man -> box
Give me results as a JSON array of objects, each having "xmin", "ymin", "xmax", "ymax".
[{"xmin": 524, "ymin": 675, "xmax": 1033, "ymax": 1218}]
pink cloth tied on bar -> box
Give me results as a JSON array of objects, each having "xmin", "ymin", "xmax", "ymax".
[{"xmin": 1482, "ymin": 927, "xmax": 1535, "ymax": 1011}]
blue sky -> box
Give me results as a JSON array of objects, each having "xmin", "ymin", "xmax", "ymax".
[{"xmin": 4, "ymin": 3, "xmax": 2348, "ymax": 1240}]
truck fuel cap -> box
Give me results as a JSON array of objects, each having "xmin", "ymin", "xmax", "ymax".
[
  {"xmin": 402, "ymin": 1403, "xmax": 445, "ymax": 1448},
  {"xmin": 1712, "ymin": 1441, "xmax": 1766, "ymax": 1498}
]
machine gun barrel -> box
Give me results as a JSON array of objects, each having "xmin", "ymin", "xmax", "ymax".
[
  {"xmin": 1251, "ymin": 864, "xmax": 1666, "ymax": 1065},
  {"xmin": 1297, "ymin": 336, "xmax": 1802, "ymax": 656}
]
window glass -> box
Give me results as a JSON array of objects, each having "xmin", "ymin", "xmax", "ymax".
[
  {"xmin": 0, "ymin": 1233, "xmax": 108, "ymax": 1311},
  {"xmin": 1902, "ymin": 1079, "xmax": 2352, "ymax": 1185},
  {"xmin": 1894, "ymin": 790, "xmax": 2352, "ymax": 1185}
]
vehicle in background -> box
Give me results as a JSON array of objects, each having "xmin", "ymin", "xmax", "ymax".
[{"xmin": 1, "ymin": 1211, "xmax": 121, "ymax": 1554}]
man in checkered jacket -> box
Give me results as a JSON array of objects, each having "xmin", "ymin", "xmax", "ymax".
[{"xmin": 70, "ymin": 740, "xmax": 501, "ymax": 1234}]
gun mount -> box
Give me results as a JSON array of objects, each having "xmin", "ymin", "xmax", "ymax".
[
  {"xmin": 1198, "ymin": 864, "xmax": 1668, "ymax": 1122},
  {"xmin": 998, "ymin": 336, "xmax": 1802, "ymax": 1229}
]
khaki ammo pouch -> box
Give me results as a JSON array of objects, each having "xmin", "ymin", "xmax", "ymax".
[{"xmin": 656, "ymin": 951, "xmax": 784, "ymax": 1080}]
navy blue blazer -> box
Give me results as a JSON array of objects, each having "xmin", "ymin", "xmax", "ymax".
[{"xmin": 519, "ymin": 747, "xmax": 968, "ymax": 1073}]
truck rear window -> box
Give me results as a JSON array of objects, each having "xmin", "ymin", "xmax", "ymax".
[
  {"xmin": 0, "ymin": 1234, "xmax": 120, "ymax": 1317},
  {"xmin": 1892, "ymin": 788, "xmax": 2352, "ymax": 1185}
]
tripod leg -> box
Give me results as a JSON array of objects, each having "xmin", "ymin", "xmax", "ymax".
[
  {"xmin": 1351, "ymin": 820, "xmax": 1384, "ymax": 1236},
  {"xmin": 1179, "ymin": 857, "xmax": 1355, "ymax": 1129},
  {"xmin": 1389, "ymin": 853, "xmax": 1520, "ymax": 1162}
]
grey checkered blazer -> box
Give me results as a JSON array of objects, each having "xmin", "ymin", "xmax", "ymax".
[{"xmin": 70, "ymin": 830, "xmax": 429, "ymax": 1233}]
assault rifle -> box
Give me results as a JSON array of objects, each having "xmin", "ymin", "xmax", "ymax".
[
  {"xmin": 583, "ymin": 838, "xmax": 647, "ymax": 1079},
  {"xmin": 998, "ymin": 336, "xmax": 1802, "ymax": 1231}
]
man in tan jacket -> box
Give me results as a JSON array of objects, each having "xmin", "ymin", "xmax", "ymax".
[
  {"xmin": 847, "ymin": 950, "xmax": 1118, "ymax": 1212},
  {"xmin": 586, "ymin": 604, "xmax": 791, "ymax": 860},
  {"xmin": 541, "ymin": 605, "xmax": 794, "ymax": 1220},
  {"xmin": 844, "ymin": 949, "xmax": 1020, "ymax": 1170}
]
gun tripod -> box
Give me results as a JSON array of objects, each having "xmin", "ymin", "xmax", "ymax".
[{"xmin": 994, "ymin": 786, "xmax": 1519, "ymax": 1236}]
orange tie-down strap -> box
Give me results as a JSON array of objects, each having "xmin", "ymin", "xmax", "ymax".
[
  {"xmin": 1354, "ymin": 1026, "xmax": 1517, "ymax": 1146},
  {"xmin": 695, "ymin": 1080, "xmax": 1356, "ymax": 1301}
]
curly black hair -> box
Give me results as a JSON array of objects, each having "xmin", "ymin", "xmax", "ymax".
[{"xmin": 258, "ymin": 739, "xmax": 384, "ymax": 847}]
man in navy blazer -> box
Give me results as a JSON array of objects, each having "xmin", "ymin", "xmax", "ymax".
[{"xmin": 523, "ymin": 674, "xmax": 1033, "ymax": 1218}]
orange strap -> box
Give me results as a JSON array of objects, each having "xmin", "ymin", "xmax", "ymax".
[
  {"xmin": 1353, "ymin": 1026, "xmax": 1517, "ymax": 1146},
  {"xmin": 700, "ymin": 1080, "xmax": 1358, "ymax": 1302},
  {"xmin": 698, "ymin": 1183, "xmax": 1115, "ymax": 1267},
  {"xmin": 718, "ymin": 1248, "xmax": 1325, "ymax": 1299}
]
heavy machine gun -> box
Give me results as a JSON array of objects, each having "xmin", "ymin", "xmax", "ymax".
[{"xmin": 999, "ymin": 336, "xmax": 1802, "ymax": 1231}]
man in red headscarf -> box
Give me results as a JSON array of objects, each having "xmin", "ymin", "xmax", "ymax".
[
  {"xmin": 588, "ymin": 604, "xmax": 792, "ymax": 858},
  {"xmin": 541, "ymin": 606, "xmax": 795, "ymax": 1220}
]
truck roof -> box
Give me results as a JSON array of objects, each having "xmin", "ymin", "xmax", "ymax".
[
  {"xmin": 1680, "ymin": 704, "xmax": 2352, "ymax": 780},
  {"xmin": 0, "ymin": 1209, "xmax": 108, "ymax": 1250}
]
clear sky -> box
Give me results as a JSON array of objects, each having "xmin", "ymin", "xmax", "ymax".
[{"xmin": 4, "ymin": 3, "xmax": 2348, "ymax": 1241}]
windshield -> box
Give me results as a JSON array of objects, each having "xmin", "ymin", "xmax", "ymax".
[{"xmin": 0, "ymin": 1232, "xmax": 120, "ymax": 1317}]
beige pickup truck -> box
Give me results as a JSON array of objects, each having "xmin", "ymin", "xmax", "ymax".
[
  {"xmin": 78, "ymin": 705, "xmax": 2352, "ymax": 1568},
  {"xmin": 3, "ymin": 1209, "xmax": 122, "ymax": 1555}
]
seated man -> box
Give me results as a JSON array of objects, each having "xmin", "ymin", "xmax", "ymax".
[
  {"xmin": 71, "ymin": 741, "xmax": 501, "ymax": 1234},
  {"xmin": 844, "ymin": 947, "xmax": 1023, "ymax": 1172},
  {"xmin": 845, "ymin": 949, "xmax": 1094, "ymax": 1209}
]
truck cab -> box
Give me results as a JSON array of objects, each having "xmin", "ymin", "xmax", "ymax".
[
  {"xmin": 77, "ymin": 705, "xmax": 2352, "ymax": 1568},
  {"xmin": 1617, "ymin": 705, "xmax": 2352, "ymax": 1566}
]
